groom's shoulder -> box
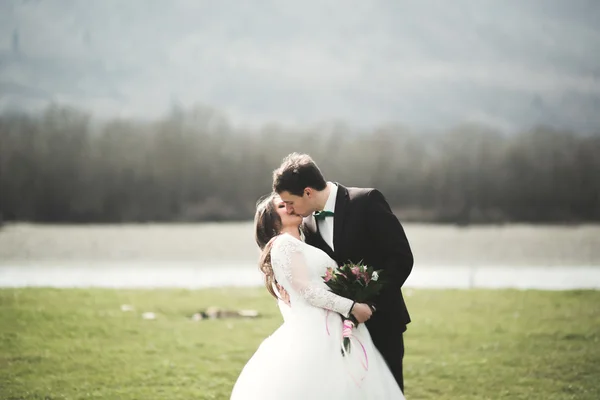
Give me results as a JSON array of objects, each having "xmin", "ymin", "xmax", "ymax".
[
  {"xmin": 341, "ymin": 185, "xmax": 392, "ymax": 208},
  {"xmin": 344, "ymin": 185, "xmax": 378, "ymax": 202}
]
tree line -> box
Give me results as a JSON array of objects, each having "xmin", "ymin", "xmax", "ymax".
[{"xmin": 1, "ymin": 105, "xmax": 598, "ymax": 224}]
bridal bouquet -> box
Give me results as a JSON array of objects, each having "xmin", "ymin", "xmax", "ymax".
[{"xmin": 323, "ymin": 262, "xmax": 384, "ymax": 355}]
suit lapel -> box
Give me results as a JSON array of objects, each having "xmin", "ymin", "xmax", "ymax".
[
  {"xmin": 303, "ymin": 214, "xmax": 335, "ymax": 260},
  {"xmin": 303, "ymin": 214, "xmax": 318, "ymax": 236},
  {"xmin": 332, "ymin": 183, "xmax": 349, "ymax": 257},
  {"xmin": 302, "ymin": 183, "xmax": 349, "ymax": 262}
]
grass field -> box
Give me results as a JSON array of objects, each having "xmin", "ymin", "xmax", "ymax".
[{"xmin": 1, "ymin": 288, "xmax": 599, "ymax": 399}]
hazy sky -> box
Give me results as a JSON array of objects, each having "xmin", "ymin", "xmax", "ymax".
[{"xmin": 1, "ymin": 0, "xmax": 599, "ymax": 131}]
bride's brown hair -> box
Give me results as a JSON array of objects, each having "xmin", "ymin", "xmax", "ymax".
[{"xmin": 255, "ymin": 193, "xmax": 282, "ymax": 300}]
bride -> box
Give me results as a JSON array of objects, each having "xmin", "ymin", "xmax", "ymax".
[{"xmin": 230, "ymin": 194, "xmax": 405, "ymax": 399}]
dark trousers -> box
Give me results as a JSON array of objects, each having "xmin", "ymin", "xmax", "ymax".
[{"xmin": 371, "ymin": 332, "xmax": 405, "ymax": 393}]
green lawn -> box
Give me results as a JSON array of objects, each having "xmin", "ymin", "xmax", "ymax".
[{"xmin": 1, "ymin": 288, "xmax": 599, "ymax": 400}]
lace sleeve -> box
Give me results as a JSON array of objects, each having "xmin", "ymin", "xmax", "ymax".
[{"xmin": 272, "ymin": 235, "xmax": 354, "ymax": 317}]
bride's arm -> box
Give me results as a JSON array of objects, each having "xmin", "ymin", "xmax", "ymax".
[{"xmin": 272, "ymin": 236, "xmax": 354, "ymax": 317}]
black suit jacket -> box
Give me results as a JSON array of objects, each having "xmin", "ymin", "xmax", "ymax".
[{"xmin": 304, "ymin": 183, "xmax": 413, "ymax": 345}]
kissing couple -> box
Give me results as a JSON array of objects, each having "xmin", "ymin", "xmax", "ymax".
[{"xmin": 231, "ymin": 153, "xmax": 414, "ymax": 399}]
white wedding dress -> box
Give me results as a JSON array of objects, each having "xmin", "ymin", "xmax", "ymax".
[{"xmin": 230, "ymin": 233, "xmax": 405, "ymax": 400}]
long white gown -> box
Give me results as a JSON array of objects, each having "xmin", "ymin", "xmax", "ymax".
[{"xmin": 230, "ymin": 233, "xmax": 405, "ymax": 399}]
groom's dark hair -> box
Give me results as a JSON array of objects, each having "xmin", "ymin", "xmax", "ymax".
[{"xmin": 272, "ymin": 153, "xmax": 327, "ymax": 196}]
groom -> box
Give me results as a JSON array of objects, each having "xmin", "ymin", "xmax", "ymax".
[{"xmin": 272, "ymin": 152, "xmax": 414, "ymax": 392}]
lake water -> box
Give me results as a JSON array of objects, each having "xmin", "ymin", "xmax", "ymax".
[{"xmin": 1, "ymin": 223, "xmax": 600, "ymax": 290}]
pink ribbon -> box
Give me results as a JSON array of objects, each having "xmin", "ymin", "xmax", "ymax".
[
  {"xmin": 325, "ymin": 310, "xmax": 369, "ymax": 387},
  {"xmin": 342, "ymin": 319, "xmax": 354, "ymax": 338}
]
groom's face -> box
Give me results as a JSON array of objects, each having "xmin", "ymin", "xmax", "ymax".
[{"xmin": 279, "ymin": 190, "xmax": 315, "ymax": 218}]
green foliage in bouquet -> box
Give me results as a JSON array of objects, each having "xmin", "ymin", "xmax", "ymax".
[
  {"xmin": 323, "ymin": 261, "xmax": 385, "ymax": 305},
  {"xmin": 322, "ymin": 261, "xmax": 385, "ymax": 355}
]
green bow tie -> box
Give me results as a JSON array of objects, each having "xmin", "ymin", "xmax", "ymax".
[{"xmin": 314, "ymin": 210, "xmax": 334, "ymax": 221}]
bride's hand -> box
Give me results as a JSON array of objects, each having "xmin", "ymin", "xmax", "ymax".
[{"xmin": 351, "ymin": 303, "xmax": 372, "ymax": 324}]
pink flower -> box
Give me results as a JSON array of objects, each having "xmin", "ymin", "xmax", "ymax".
[
  {"xmin": 351, "ymin": 266, "xmax": 360, "ymax": 276},
  {"xmin": 324, "ymin": 267, "xmax": 334, "ymax": 282}
]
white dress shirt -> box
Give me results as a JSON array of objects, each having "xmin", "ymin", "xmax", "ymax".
[{"xmin": 317, "ymin": 182, "xmax": 338, "ymax": 251}]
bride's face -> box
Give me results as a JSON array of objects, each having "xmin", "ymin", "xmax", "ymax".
[{"xmin": 274, "ymin": 197, "xmax": 303, "ymax": 229}]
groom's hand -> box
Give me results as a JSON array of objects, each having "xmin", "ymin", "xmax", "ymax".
[
  {"xmin": 276, "ymin": 283, "xmax": 291, "ymax": 307},
  {"xmin": 351, "ymin": 303, "xmax": 373, "ymax": 324}
]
